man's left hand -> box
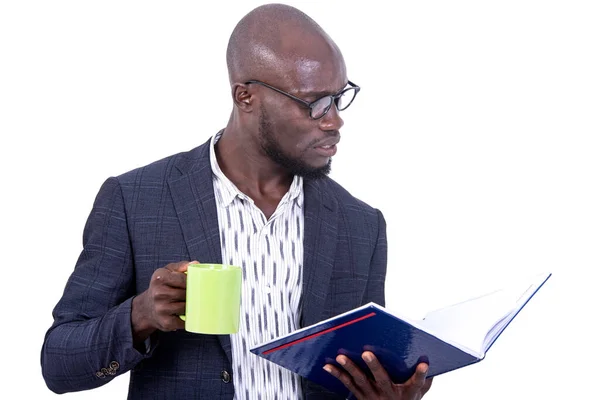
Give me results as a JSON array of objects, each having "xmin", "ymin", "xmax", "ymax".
[{"xmin": 323, "ymin": 351, "xmax": 433, "ymax": 400}]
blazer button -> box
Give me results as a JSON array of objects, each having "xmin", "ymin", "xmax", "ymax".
[{"xmin": 221, "ymin": 370, "xmax": 231, "ymax": 383}]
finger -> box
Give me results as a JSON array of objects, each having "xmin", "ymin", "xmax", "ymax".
[
  {"xmin": 361, "ymin": 351, "xmax": 395, "ymax": 396},
  {"xmin": 404, "ymin": 363, "xmax": 428, "ymax": 397},
  {"xmin": 415, "ymin": 362, "xmax": 429, "ymax": 385},
  {"xmin": 161, "ymin": 301, "xmax": 186, "ymax": 318},
  {"xmin": 165, "ymin": 260, "xmax": 197, "ymax": 273},
  {"xmin": 323, "ymin": 364, "xmax": 363, "ymax": 399},
  {"xmin": 154, "ymin": 300, "xmax": 186, "ymax": 331},
  {"xmin": 157, "ymin": 312, "xmax": 186, "ymax": 331},
  {"xmin": 335, "ymin": 355, "xmax": 374, "ymax": 397},
  {"xmin": 154, "ymin": 286, "xmax": 186, "ymax": 303},
  {"xmin": 421, "ymin": 377, "xmax": 434, "ymax": 395},
  {"xmin": 155, "ymin": 265, "xmax": 189, "ymax": 289},
  {"xmin": 178, "ymin": 260, "xmax": 198, "ymax": 273}
]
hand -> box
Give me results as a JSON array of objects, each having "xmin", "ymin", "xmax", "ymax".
[
  {"xmin": 131, "ymin": 261, "xmax": 194, "ymax": 342},
  {"xmin": 323, "ymin": 352, "xmax": 433, "ymax": 400}
]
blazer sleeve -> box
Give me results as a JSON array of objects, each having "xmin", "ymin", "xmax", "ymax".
[
  {"xmin": 362, "ymin": 209, "xmax": 388, "ymax": 307},
  {"xmin": 41, "ymin": 177, "xmax": 154, "ymax": 394}
]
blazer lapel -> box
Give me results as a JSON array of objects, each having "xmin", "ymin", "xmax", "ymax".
[
  {"xmin": 301, "ymin": 178, "xmax": 339, "ymax": 327},
  {"xmin": 168, "ymin": 142, "xmax": 340, "ymax": 359},
  {"xmin": 168, "ymin": 139, "xmax": 232, "ymax": 363}
]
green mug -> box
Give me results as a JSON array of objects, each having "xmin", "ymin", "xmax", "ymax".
[{"xmin": 179, "ymin": 263, "xmax": 242, "ymax": 334}]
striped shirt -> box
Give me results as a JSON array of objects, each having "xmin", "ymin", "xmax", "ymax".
[{"xmin": 209, "ymin": 132, "xmax": 304, "ymax": 400}]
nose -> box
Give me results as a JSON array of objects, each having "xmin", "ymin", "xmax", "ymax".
[{"xmin": 318, "ymin": 104, "xmax": 344, "ymax": 132}]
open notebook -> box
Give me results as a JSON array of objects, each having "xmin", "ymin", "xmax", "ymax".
[{"xmin": 250, "ymin": 272, "xmax": 552, "ymax": 397}]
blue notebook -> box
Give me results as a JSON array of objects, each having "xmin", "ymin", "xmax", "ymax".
[{"xmin": 250, "ymin": 272, "xmax": 552, "ymax": 397}]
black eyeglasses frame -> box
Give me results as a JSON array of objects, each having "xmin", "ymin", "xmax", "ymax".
[{"xmin": 244, "ymin": 79, "xmax": 360, "ymax": 119}]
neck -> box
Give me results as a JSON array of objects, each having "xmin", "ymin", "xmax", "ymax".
[{"xmin": 216, "ymin": 113, "xmax": 293, "ymax": 196}]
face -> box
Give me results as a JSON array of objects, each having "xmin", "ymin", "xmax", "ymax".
[
  {"xmin": 254, "ymin": 44, "xmax": 348, "ymax": 179},
  {"xmin": 259, "ymin": 103, "xmax": 332, "ymax": 179}
]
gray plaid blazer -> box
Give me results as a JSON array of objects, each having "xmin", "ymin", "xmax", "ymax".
[{"xmin": 41, "ymin": 136, "xmax": 387, "ymax": 399}]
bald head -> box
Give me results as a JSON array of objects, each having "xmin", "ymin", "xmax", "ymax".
[{"xmin": 226, "ymin": 3, "xmax": 344, "ymax": 87}]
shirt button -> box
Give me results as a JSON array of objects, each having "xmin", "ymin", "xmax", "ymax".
[{"xmin": 221, "ymin": 370, "xmax": 231, "ymax": 383}]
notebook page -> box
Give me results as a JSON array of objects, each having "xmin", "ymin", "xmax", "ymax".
[{"xmin": 419, "ymin": 289, "xmax": 516, "ymax": 356}]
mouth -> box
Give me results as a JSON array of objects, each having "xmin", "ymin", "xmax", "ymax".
[{"xmin": 313, "ymin": 143, "xmax": 338, "ymax": 157}]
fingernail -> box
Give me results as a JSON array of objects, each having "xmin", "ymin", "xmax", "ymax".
[
  {"xmin": 363, "ymin": 353, "xmax": 373, "ymax": 363},
  {"xmin": 323, "ymin": 365, "xmax": 332, "ymax": 373},
  {"xmin": 336, "ymin": 356, "xmax": 346, "ymax": 366}
]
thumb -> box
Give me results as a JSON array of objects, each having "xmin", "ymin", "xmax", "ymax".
[
  {"xmin": 415, "ymin": 363, "xmax": 428, "ymax": 386},
  {"xmin": 180, "ymin": 260, "xmax": 199, "ymax": 273},
  {"xmin": 407, "ymin": 363, "xmax": 428, "ymax": 393},
  {"xmin": 165, "ymin": 260, "xmax": 197, "ymax": 273}
]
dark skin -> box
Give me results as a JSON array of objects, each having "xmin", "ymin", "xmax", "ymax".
[
  {"xmin": 324, "ymin": 354, "xmax": 433, "ymax": 399},
  {"xmin": 131, "ymin": 261, "xmax": 190, "ymax": 338},
  {"xmin": 217, "ymin": 30, "xmax": 346, "ymax": 219},
  {"xmin": 132, "ymin": 4, "xmax": 433, "ymax": 399}
]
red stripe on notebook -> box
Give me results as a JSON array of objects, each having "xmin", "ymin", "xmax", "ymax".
[{"xmin": 263, "ymin": 312, "xmax": 377, "ymax": 355}]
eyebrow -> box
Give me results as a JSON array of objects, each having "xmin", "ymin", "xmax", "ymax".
[{"xmin": 298, "ymin": 81, "xmax": 349, "ymax": 100}]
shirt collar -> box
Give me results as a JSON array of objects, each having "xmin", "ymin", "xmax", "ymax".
[{"xmin": 209, "ymin": 130, "xmax": 304, "ymax": 209}]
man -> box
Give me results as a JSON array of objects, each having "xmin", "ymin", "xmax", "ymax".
[{"xmin": 41, "ymin": 3, "xmax": 433, "ymax": 399}]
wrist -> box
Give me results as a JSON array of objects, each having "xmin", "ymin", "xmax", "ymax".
[{"xmin": 131, "ymin": 293, "xmax": 156, "ymax": 343}]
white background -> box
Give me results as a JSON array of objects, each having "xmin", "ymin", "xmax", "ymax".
[{"xmin": 1, "ymin": 1, "xmax": 598, "ymax": 399}]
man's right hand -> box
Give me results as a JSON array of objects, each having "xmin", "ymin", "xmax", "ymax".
[{"xmin": 131, "ymin": 261, "xmax": 195, "ymax": 344}]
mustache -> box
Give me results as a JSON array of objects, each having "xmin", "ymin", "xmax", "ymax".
[{"xmin": 309, "ymin": 131, "xmax": 340, "ymax": 147}]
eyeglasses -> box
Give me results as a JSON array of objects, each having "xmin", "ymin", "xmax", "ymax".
[{"xmin": 245, "ymin": 79, "xmax": 360, "ymax": 120}]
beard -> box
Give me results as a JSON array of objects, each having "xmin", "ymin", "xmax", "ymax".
[{"xmin": 258, "ymin": 105, "xmax": 331, "ymax": 180}]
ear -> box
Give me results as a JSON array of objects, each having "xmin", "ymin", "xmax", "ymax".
[{"xmin": 231, "ymin": 83, "xmax": 254, "ymax": 113}]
